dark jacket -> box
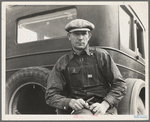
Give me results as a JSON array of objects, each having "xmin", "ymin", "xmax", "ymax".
[{"xmin": 45, "ymin": 46, "xmax": 127, "ymax": 111}]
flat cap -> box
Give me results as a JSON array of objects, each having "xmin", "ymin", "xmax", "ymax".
[{"xmin": 65, "ymin": 19, "xmax": 95, "ymax": 32}]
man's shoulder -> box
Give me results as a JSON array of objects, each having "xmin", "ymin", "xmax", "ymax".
[
  {"xmin": 90, "ymin": 47, "xmax": 108, "ymax": 55},
  {"xmin": 54, "ymin": 53, "xmax": 70, "ymax": 69},
  {"xmin": 57, "ymin": 53, "xmax": 69, "ymax": 63}
]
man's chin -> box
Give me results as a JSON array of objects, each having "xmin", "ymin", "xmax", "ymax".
[{"xmin": 75, "ymin": 46, "xmax": 85, "ymax": 50}]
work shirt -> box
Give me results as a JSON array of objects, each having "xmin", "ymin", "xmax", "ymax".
[{"xmin": 45, "ymin": 46, "xmax": 126, "ymax": 111}]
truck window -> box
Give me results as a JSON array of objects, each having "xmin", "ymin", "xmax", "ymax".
[
  {"xmin": 135, "ymin": 20, "xmax": 145, "ymax": 58},
  {"xmin": 17, "ymin": 8, "xmax": 77, "ymax": 44},
  {"xmin": 119, "ymin": 6, "xmax": 135, "ymax": 51}
]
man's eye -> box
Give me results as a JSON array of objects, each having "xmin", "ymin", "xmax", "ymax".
[
  {"xmin": 77, "ymin": 33, "xmax": 86, "ymax": 35},
  {"xmin": 72, "ymin": 32, "xmax": 87, "ymax": 36},
  {"xmin": 71, "ymin": 32, "xmax": 78, "ymax": 36},
  {"xmin": 81, "ymin": 33, "xmax": 86, "ymax": 35}
]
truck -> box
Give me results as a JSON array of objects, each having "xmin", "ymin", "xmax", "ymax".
[{"xmin": 5, "ymin": 4, "xmax": 147, "ymax": 115}]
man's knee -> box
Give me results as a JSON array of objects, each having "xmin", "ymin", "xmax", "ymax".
[
  {"xmin": 72, "ymin": 106, "xmax": 117, "ymax": 115},
  {"xmin": 72, "ymin": 109, "xmax": 93, "ymax": 115},
  {"xmin": 105, "ymin": 106, "xmax": 118, "ymax": 115}
]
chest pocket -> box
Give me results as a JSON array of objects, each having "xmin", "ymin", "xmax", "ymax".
[
  {"xmin": 68, "ymin": 67, "xmax": 82, "ymax": 88},
  {"xmin": 83, "ymin": 64, "xmax": 100, "ymax": 87},
  {"xmin": 67, "ymin": 64, "xmax": 100, "ymax": 89}
]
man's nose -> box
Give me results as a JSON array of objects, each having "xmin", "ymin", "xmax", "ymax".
[{"xmin": 78, "ymin": 34, "xmax": 84, "ymax": 40}]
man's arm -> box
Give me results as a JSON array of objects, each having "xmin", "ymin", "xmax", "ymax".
[
  {"xmin": 89, "ymin": 101, "xmax": 110, "ymax": 115},
  {"xmin": 89, "ymin": 49, "xmax": 127, "ymax": 115},
  {"xmin": 45, "ymin": 55, "xmax": 89, "ymax": 112},
  {"xmin": 45, "ymin": 56, "xmax": 72, "ymax": 110},
  {"xmin": 96, "ymin": 49, "xmax": 127, "ymax": 108},
  {"xmin": 69, "ymin": 99, "xmax": 89, "ymax": 111}
]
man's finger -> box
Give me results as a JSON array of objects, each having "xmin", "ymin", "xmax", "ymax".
[
  {"xmin": 76, "ymin": 102, "xmax": 84, "ymax": 109},
  {"xmin": 89, "ymin": 104, "xmax": 96, "ymax": 110},
  {"xmin": 74, "ymin": 104, "xmax": 82, "ymax": 110},
  {"xmin": 77, "ymin": 100, "xmax": 85, "ymax": 108},
  {"xmin": 94, "ymin": 110, "xmax": 101, "ymax": 115},
  {"xmin": 94, "ymin": 109, "xmax": 105, "ymax": 115},
  {"xmin": 92, "ymin": 106, "xmax": 99, "ymax": 113},
  {"xmin": 84, "ymin": 102, "xmax": 89, "ymax": 108},
  {"xmin": 78, "ymin": 99, "xmax": 86, "ymax": 105}
]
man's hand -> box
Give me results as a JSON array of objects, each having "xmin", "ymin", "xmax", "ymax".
[
  {"xmin": 89, "ymin": 101, "xmax": 110, "ymax": 115},
  {"xmin": 69, "ymin": 98, "xmax": 89, "ymax": 111}
]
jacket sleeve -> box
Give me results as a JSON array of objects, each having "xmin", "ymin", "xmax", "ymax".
[
  {"xmin": 45, "ymin": 56, "xmax": 71, "ymax": 110},
  {"xmin": 96, "ymin": 49, "xmax": 127, "ymax": 108}
]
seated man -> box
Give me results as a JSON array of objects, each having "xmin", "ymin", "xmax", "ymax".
[{"xmin": 45, "ymin": 19, "xmax": 127, "ymax": 115}]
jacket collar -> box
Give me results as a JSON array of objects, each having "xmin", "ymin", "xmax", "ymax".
[{"xmin": 68, "ymin": 45, "xmax": 94, "ymax": 60}]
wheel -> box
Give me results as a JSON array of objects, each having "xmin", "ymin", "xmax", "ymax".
[
  {"xmin": 117, "ymin": 78, "xmax": 145, "ymax": 115},
  {"xmin": 136, "ymin": 96, "xmax": 145, "ymax": 115},
  {"xmin": 6, "ymin": 67, "xmax": 56, "ymax": 114},
  {"xmin": 130, "ymin": 79, "xmax": 145, "ymax": 115}
]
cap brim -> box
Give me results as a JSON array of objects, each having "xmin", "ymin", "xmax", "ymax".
[{"xmin": 69, "ymin": 28, "xmax": 90, "ymax": 32}]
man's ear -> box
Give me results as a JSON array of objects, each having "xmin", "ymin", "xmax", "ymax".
[
  {"xmin": 67, "ymin": 33, "xmax": 71, "ymax": 41},
  {"xmin": 88, "ymin": 32, "xmax": 92, "ymax": 40}
]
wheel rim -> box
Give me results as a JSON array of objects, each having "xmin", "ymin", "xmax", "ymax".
[
  {"xmin": 130, "ymin": 80, "xmax": 145, "ymax": 115},
  {"xmin": 9, "ymin": 82, "xmax": 55, "ymax": 114},
  {"xmin": 137, "ymin": 96, "xmax": 145, "ymax": 115}
]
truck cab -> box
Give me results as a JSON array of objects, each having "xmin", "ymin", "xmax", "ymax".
[{"xmin": 5, "ymin": 4, "xmax": 147, "ymax": 115}]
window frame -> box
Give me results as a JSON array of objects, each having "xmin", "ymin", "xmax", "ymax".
[
  {"xmin": 119, "ymin": 5, "xmax": 135, "ymax": 52},
  {"xmin": 16, "ymin": 7, "xmax": 77, "ymax": 44},
  {"xmin": 119, "ymin": 5, "xmax": 145, "ymax": 59}
]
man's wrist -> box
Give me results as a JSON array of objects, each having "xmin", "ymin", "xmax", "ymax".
[
  {"xmin": 101, "ymin": 101, "xmax": 110, "ymax": 110},
  {"xmin": 69, "ymin": 99, "xmax": 76, "ymax": 108}
]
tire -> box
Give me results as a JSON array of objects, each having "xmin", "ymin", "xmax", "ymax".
[
  {"xmin": 6, "ymin": 67, "xmax": 56, "ymax": 114},
  {"xmin": 117, "ymin": 78, "xmax": 145, "ymax": 115}
]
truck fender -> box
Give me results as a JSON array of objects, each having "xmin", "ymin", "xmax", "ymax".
[{"xmin": 117, "ymin": 78, "xmax": 145, "ymax": 115}]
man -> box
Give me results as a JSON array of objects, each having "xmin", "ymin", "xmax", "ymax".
[{"xmin": 45, "ymin": 19, "xmax": 127, "ymax": 115}]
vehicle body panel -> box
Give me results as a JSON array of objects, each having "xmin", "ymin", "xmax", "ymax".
[{"xmin": 6, "ymin": 5, "xmax": 145, "ymax": 82}]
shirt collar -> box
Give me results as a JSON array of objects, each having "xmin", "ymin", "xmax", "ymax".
[
  {"xmin": 68, "ymin": 45, "xmax": 93, "ymax": 60},
  {"xmin": 84, "ymin": 44, "xmax": 91, "ymax": 56}
]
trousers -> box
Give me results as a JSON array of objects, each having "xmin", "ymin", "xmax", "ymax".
[{"xmin": 72, "ymin": 106, "xmax": 118, "ymax": 115}]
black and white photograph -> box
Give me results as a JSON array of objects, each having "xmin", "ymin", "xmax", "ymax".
[{"xmin": 1, "ymin": 1, "xmax": 149, "ymax": 121}]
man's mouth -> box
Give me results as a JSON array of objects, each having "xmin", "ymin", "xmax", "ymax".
[{"xmin": 77, "ymin": 43, "xmax": 85, "ymax": 46}]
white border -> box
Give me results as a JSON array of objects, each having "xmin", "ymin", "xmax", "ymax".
[{"xmin": 2, "ymin": 1, "xmax": 149, "ymax": 121}]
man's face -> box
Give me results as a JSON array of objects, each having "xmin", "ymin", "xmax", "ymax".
[{"xmin": 68, "ymin": 31, "xmax": 92, "ymax": 50}]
